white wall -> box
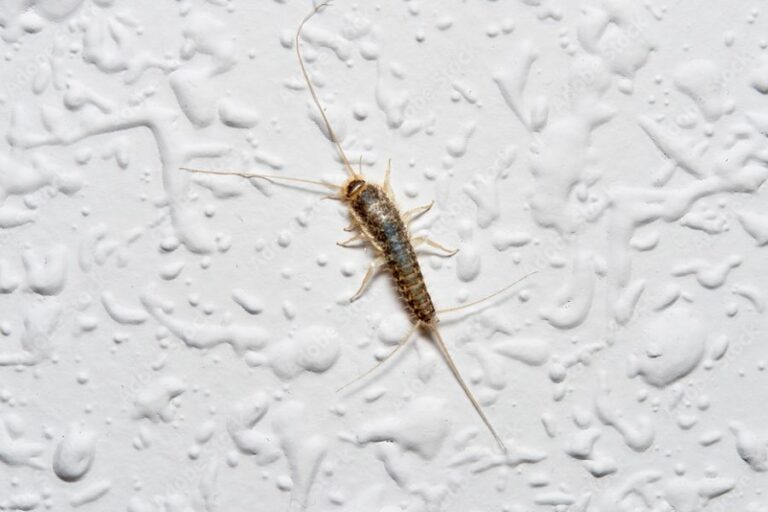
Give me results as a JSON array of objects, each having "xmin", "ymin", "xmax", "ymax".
[{"xmin": 1, "ymin": 1, "xmax": 767, "ymax": 510}]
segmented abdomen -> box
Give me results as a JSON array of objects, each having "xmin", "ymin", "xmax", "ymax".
[{"xmin": 350, "ymin": 184, "xmax": 436, "ymax": 324}]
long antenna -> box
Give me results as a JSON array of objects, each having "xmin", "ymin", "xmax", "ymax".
[
  {"xmin": 296, "ymin": 1, "xmax": 357, "ymax": 178},
  {"xmin": 180, "ymin": 167, "xmax": 340, "ymax": 191}
]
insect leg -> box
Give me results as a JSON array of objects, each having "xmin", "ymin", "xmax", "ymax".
[
  {"xmin": 411, "ymin": 236, "xmax": 458, "ymax": 256},
  {"xmin": 337, "ymin": 233, "xmax": 364, "ymax": 247},
  {"xmin": 383, "ymin": 159, "xmax": 395, "ymax": 198},
  {"xmin": 336, "ymin": 322, "xmax": 419, "ymax": 393},
  {"xmin": 403, "ymin": 201, "xmax": 434, "ymax": 224},
  {"xmin": 350, "ymin": 255, "xmax": 386, "ymax": 302}
]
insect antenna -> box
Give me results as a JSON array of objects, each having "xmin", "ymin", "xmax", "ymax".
[
  {"xmin": 180, "ymin": 167, "xmax": 340, "ymax": 192},
  {"xmin": 296, "ymin": 1, "xmax": 358, "ymax": 178}
]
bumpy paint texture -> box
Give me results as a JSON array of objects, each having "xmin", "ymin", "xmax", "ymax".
[{"xmin": 1, "ymin": 1, "xmax": 767, "ymax": 511}]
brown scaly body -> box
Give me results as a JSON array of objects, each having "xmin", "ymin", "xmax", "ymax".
[{"xmin": 347, "ymin": 182, "xmax": 436, "ymax": 324}]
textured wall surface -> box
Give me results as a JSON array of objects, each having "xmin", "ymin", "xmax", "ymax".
[{"xmin": 1, "ymin": 0, "xmax": 767, "ymax": 511}]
